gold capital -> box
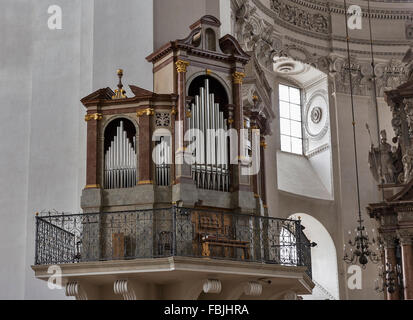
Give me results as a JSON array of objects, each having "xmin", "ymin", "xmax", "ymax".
[
  {"xmin": 176, "ymin": 60, "xmax": 190, "ymax": 73},
  {"xmin": 137, "ymin": 108, "xmax": 155, "ymax": 117},
  {"xmin": 85, "ymin": 113, "xmax": 103, "ymax": 122},
  {"xmin": 232, "ymin": 71, "xmax": 245, "ymax": 84}
]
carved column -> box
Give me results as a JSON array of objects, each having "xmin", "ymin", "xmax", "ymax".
[
  {"xmin": 85, "ymin": 112, "xmax": 102, "ymax": 188},
  {"xmin": 231, "ymin": 71, "xmax": 250, "ymax": 192},
  {"xmin": 174, "ymin": 60, "xmax": 192, "ymax": 185},
  {"xmin": 137, "ymin": 108, "xmax": 154, "ymax": 185},
  {"xmin": 175, "ymin": 60, "xmax": 189, "ymax": 150},
  {"xmin": 383, "ymin": 233, "xmax": 401, "ymax": 300},
  {"xmin": 249, "ymin": 112, "xmax": 259, "ymax": 197},
  {"xmin": 398, "ymin": 229, "xmax": 413, "ymax": 300},
  {"xmin": 260, "ymin": 135, "xmax": 267, "ymax": 205}
]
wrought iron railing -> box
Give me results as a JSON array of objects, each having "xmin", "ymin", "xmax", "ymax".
[{"xmin": 34, "ymin": 207, "xmax": 312, "ymax": 278}]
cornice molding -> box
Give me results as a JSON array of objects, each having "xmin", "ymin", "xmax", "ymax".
[
  {"xmin": 234, "ymin": 0, "xmax": 409, "ymax": 96},
  {"xmin": 305, "ymin": 143, "xmax": 330, "ymax": 158},
  {"xmin": 252, "ymin": 0, "xmax": 413, "ymax": 46},
  {"xmin": 280, "ymin": 0, "xmax": 413, "ymax": 19}
]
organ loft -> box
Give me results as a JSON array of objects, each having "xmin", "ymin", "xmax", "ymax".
[{"xmin": 32, "ymin": 16, "xmax": 313, "ymax": 300}]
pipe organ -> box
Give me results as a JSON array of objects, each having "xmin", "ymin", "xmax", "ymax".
[
  {"xmin": 189, "ymin": 79, "xmax": 229, "ymax": 191},
  {"xmin": 155, "ymin": 136, "xmax": 171, "ymax": 186},
  {"xmin": 104, "ymin": 121, "xmax": 137, "ymax": 189},
  {"xmin": 80, "ymin": 16, "xmax": 273, "ymax": 215}
]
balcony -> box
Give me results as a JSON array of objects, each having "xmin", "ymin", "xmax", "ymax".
[{"xmin": 32, "ymin": 207, "xmax": 314, "ymax": 299}]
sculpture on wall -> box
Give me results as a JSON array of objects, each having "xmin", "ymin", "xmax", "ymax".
[{"xmin": 367, "ymin": 127, "xmax": 402, "ymax": 184}]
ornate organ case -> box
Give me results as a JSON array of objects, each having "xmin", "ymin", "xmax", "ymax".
[
  {"xmin": 78, "ymin": 15, "xmax": 273, "ymax": 261},
  {"xmin": 147, "ymin": 15, "xmax": 264, "ymax": 213},
  {"xmin": 80, "ymin": 15, "xmax": 272, "ymax": 216}
]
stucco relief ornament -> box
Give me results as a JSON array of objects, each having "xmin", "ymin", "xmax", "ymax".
[
  {"xmin": 390, "ymin": 102, "xmax": 402, "ymax": 138},
  {"xmin": 270, "ymin": 0, "xmax": 329, "ymax": 34},
  {"xmin": 404, "ymin": 98, "xmax": 413, "ymax": 137},
  {"xmin": 310, "ymin": 107, "xmax": 322, "ymax": 124},
  {"xmin": 402, "ymin": 150, "xmax": 413, "ymax": 184}
]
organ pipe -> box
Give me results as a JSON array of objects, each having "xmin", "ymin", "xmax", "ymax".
[
  {"xmin": 189, "ymin": 79, "xmax": 229, "ymax": 191},
  {"xmin": 104, "ymin": 121, "xmax": 137, "ymax": 189},
  {"xmin": 155, "ymin": 136, "xmax": 170, "ymax": 186}
]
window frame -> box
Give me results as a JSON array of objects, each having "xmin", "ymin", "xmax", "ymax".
[{"xmin": 278, "ymin": 83, "xmax": 304, "ymax": 155}]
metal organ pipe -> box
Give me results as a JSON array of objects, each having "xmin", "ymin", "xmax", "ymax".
[
  {"xmin": 104, "ymin": 120, "xmax": 137, "ymax": 189},
  {"xmin": 155, "ymin": 136, "xmax": 170, "ymax": 186},
  {"xmin": 189, "ymin": 78, "xmax": 229, "ymax": 191}
]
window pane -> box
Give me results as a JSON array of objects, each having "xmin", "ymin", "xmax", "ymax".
[
  {"xmin": 290, "ymin": 103, "xmax": 301, "ymax": 121},
  {"xmin": 289, "ymin": 87, "xmax": 300, "ymax": 104},
  {"xmin": 291, "ymin": 137, "xmax": 303, "ymax": 154},
  {"xmin": 279, "ymin": 101, "xmax": 290, "ymax": 118},
  {"xmin": 279, "ymin": 84, "xmax": 289, "ymax": 101},
  {"xmin": 278, "ymin": 84, "xmax": 302, "ymax": 155},
  {"xmin": 290, "ymin": 120, "xmax": 302, "ymax": 138},
  {"xmin": 281, "ymin": 135, "xmax": 291, "ymax": 152},
  {"xmin": 280, "ymin": 118, "xmax": 290, "ymax": 136}
]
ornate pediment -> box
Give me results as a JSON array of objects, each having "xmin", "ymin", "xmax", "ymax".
[
  {"xmin": 80, "ymin": 87, "xmax": 115, "ymax": 105},
  {"xmin": 219, "ymin": 34, "xmax": 250, "ymax": 62},
  {"xmin": 129, "ymin": 85, "xmax": 154, "ymax": 97}
]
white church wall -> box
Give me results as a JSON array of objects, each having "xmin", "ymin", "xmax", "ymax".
[
  {"xmin": 334, "ymin": 93, "xmax": 382, "ymax": 300},
  {"xmin": 11, "ymin": 0, "xmax": 155, "ymax": 299},
  {"xmin": 0, "ymin": 0, "xmax": 33, "ymax": 300},
  {"xmin": 154, "ymin": 0, "xmax": 232, "ymax": 52}
]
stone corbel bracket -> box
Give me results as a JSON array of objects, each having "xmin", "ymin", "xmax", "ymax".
[
  {"xmin": 114, "ymin": 279, "xmax": 138, "ymax": 300},
  {"xmin": 66, "ymin": 281, "xmax": 99, "ymax": 300}
]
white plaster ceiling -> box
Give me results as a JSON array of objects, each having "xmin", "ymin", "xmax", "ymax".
[{"xmin": 273, "ymin": 56, "xmax": 326, "ymax": 87}]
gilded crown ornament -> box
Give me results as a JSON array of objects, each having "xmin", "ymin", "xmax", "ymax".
[{"xmin": 112, "ymin": 69, "xmax": 127, "ymax": 100}]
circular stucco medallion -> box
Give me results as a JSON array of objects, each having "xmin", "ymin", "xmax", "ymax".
[
  {"xmin": 304, "ymin": 91, "xmax": 329, "ymax": 140},
  {"xmin": 310, "ymin": 107, "xmax": 322, "ymax": 124}
]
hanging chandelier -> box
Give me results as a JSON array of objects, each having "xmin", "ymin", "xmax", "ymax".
[
  {"xmin": 342, "ymin": 0, "xmax": 381, "ymax": 268},
  {"xmin": 375, "ymin": 262, "xmax": 399, "ymax": 294}
]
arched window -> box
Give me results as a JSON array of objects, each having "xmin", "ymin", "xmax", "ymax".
[
  {"xmin": 205, "ymin": 28, "xmax": 216, "ymax": 51},
  {"xmin": 279, "ymin": 227, "xmax": 298, "ymax": 265},
  {"xmin": 104, "ymin": 118, "xmax": 137, "ymax": 189}
]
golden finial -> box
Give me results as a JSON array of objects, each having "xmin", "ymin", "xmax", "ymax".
[{"xmin": 112, "ymin": 68, "xmax": 127, "ymax": 99}]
